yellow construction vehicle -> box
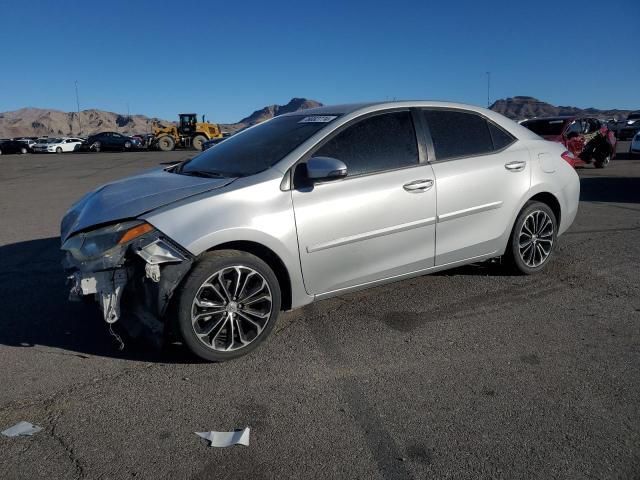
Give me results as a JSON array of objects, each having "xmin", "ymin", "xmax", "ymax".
[{"xmin": 151, "ymin": 113, "xmax": 224, "ymax": 151}]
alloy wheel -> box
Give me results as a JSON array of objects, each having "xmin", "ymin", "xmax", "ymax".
[
  {"xmin": 518, "ymin": 210, "xmax": 554, "ymax": 268},
  {"xmin": 191, "ymin": 266, "xmax": 273, "ymax": 352}
]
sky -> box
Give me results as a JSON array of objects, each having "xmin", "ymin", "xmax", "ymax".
[{"xmin": 1, "ymin": 0, "xmax": 638, "ymax": 123}]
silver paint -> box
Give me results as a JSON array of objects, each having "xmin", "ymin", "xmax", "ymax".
[{"xmin": 62, "ymin": 101, "xmax": 580, "ymax": 315}]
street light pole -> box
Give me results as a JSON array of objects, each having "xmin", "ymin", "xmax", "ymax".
[
  {"xmin": 486, "ymin": 72, "xmax": 491, "ymax": 108},
  {"xmin": 75, "ymin": 81, "xmax": 82, "ymax": 135}
]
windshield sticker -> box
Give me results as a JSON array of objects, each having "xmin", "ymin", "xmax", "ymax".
[{"xmin": 298, "ymin": 115, "xmax": 337, "ymax": 123}]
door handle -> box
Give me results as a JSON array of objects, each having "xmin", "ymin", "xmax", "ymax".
[
  {"xmin": 403, "ymin": 179, "xmax": 434, "ymax": 192},
  {"xmin": 504, "ymin": 161, "xmax": 526, "ymax": 172}
]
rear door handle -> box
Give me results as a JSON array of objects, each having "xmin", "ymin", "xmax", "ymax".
[
  {"xmin": 505, "ymin": 161, "xmax": 526, "ymax": 172},
  {"xmin": 403, "ymin": 179, "xmax": 434, "ymax": 192}
]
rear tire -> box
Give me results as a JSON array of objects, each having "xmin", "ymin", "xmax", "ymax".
[
  {"xmin": 191, "ymin": 134, "xmax": 207, "ymax": 151},
  {"xmin": 176, "ymin": 250, "xmax": 281, "ymax": 362},
  {"xmin": 504, "ymin": 201, "xmax": 557, "ymax": 275},
  {"xmin": 157, "ymin": 135, "xmax": 175, "ymax": 152},
  {"xmin": 20, "ymin": 147, "xmax": 27, "ymax": 154},
  {"xmin": 594, "ymin": 156, "xmax": 609, "ymax": 168}
]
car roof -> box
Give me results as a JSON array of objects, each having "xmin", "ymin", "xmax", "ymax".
[
  {"xmin": 280, "ymin": 100, "xmax": 519, "ymax": 117},
  {"xmin": 281, "ymin": 100, "xmax": 540, "ymax": 140}
]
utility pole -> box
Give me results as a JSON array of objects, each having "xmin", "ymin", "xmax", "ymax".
[
  {"xmin": 486, "ymin": 72, "xmax": 491, "ymax": 108},
  {"xmin": 75, "ymin": 81, "xmax": 82, "ymax": 135}
]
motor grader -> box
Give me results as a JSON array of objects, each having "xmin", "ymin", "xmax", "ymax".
[{"xmin": 151, "ymin": 113, "xmax": 224, "ymax": 151}]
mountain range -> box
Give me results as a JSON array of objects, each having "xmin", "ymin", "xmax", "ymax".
[
  {"xmin": 0, "ymin": 98, "xmax": 323, "ymax": 139},
  {"xmin": 0, "ymin": 96, "xmax": 635, "ymax": 138},
  {"xmin": 489, "ymin": 96, "xmax": 635, "ymax": 121}
]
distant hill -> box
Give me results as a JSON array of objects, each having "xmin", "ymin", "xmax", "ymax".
[
  {"xmin": 4, "ymin": 96, "xmax": 635, "ymax": 138},
  {"xmin": 489, "ymin": 96, "xmax": 636, "ymax": 121},
  {"xmin": 0, "ymin": 98, "xmax": 323, "ymax": 138},
  {"xmin": 0, "ymin": 108, "xmax": 167, "ymax": 139}
]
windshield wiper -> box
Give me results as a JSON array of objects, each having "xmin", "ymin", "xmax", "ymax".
[{"xmin": 181, "ymin": 170, "xmax": 226, "ymax": 178}]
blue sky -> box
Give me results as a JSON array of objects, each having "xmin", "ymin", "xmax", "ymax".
[{"xmin": 1, "ymin": 0, "xmax": 638, "ymax": 123}]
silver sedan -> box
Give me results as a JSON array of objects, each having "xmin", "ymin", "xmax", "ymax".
[{"xmin": 61, "ymin": 101, "xmax": 580, "ymax": 361}]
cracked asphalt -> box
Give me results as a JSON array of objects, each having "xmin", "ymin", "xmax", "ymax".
[{"xmin": 0, "ymin": 144, "xmax": 638, "ymax": 479}]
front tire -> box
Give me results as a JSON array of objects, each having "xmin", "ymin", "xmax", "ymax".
[
  {"xmin": 92, "ymin": 142, "xmax": 101, "ymax": 152},
  {"xmin": 20, "ymin": 147, "xmax": 27, "ymax": 154},
  {"xmin": 157, "ymin": 135, "xmax": 175, "ymax": 152},
  {"xmin": 176, "ymin": 250, "xmax": 281, "ymax": 362},
  {"xmin": 56, "ymin": 147, "xmax": 63, "ymax": 154},
  {"xmin": 505, "ymin": 201, "xmax": 557, "ymax": 275}
]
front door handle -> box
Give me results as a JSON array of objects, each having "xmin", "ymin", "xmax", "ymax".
[
  {"xmin": 505, "ymin": 161, "xmax": 526, "ymax": 172},
  {"xmin": 403, "ymin": 179, "xmax": 434, "ymax": 192}
]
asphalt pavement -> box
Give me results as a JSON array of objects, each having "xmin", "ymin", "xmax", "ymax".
[{"xmin": 0, "ymin": 145, "xmax": 638, "ymax": 479}]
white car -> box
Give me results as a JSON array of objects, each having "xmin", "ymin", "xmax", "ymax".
[
  {"xmin": 32, "ymin": 137, "xmax": 84, "ymax": 153},
  {"xmin": 630, "ymin": 131, "xmax": 640, "ymax": 158}
]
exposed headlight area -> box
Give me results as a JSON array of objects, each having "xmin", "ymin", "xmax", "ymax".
[
  {"xmin": 62, "ymin": 220, "xmax": 192, "ymax": 327},
  {"xmin": 62, "ymin": 220, "xmax": 154, "ymax": 263}
]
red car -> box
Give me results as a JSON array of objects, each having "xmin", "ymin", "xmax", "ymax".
[{"xmin": 520, "ymin": 116, "xmax": 616, "ymax": 168}]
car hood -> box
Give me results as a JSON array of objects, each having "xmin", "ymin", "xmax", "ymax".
[{"xmin": 60, "ymin": 167, "xmax": 236, "ymax": 242}]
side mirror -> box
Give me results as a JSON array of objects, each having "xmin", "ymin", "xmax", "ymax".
[{"xmin": 307, "ymin": 156, "xmax": 347, "ymax": 181}]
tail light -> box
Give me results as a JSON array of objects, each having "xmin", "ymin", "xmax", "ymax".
[{"xmin": 561, "ymin": 150, "xmax": 576, "ymax": 166}]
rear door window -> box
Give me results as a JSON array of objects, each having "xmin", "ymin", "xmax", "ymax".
[
  {"xmin": 313, "ymin": 111, "xmax": 419, "ymax": 176},
  {"xmin": 422, "ymin": 110, "xmax": 495, "ymax": 160}
]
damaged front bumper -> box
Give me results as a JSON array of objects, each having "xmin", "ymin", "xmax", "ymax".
[{"xmin": 63, "ymin": 226, "xmax": 193, "ymax": 344}]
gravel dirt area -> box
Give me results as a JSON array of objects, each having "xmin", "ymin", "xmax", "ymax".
[{"xmin": 0, "ymin": 145, "xmax": 638, "ymax": 479}]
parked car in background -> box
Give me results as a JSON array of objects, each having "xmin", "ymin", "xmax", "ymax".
[
  {"xmin": 83, "ymin": 132, "xmax": 142, "ymax": 152},
  {"xmin": 520, "ymin": 116, "xmax": 616, "ymax": 168},
  {"xmin": 32, "ymin": 138, "xmax": 58, "ymax": 152},
  {"xmin": 630, "ymin": 131, "xmax": 640, "ymax": 158},
  {"xmin": 32, "ymin": 137, "xmax": 84, "ymax": 153},
  {"xmin": 61, "ymin": 101, "xmax": 580, "ymax": 362},
  {"xmin": 615, "ymin": 112, "xmax": 640, "ymax": 140},
  {"xmin": 16, "ymin": 138, "xmax": 37, "ymax": 152},
  {"xmin": 0, "ymin": 140, "xmax": 30, "ymax": 155}
]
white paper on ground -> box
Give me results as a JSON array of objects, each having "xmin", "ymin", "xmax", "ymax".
[
  {"xmin": 2, "ymin": 421, "xmax": 43, "ymax": 437},
  {"xmin": 195, "ymin": 427, "xmax": 250, "ymax": 447}
]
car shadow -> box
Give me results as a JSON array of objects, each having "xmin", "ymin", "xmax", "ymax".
[
  {"xmin": 580, "ymin": 177, "xmax": 640, "ymax": 204},
  {"xmin": 0, "ymin": 237, "xmax": 201, "ymax": 363},
  {"xmin": 432, "ymin": 260, "xmax": 515, "ymax": 277}
]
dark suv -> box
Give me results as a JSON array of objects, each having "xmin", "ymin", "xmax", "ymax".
[
  {"xmin": 520, "ymin": 116, "xmax": 616, "ymax": 168},
  {"xmin": 84, "ymin": 132, "xmax": 141, "ymax": 152},
  {"xmin": 614, "ymin": 112, "xmax": 640, "ymax": 140}
]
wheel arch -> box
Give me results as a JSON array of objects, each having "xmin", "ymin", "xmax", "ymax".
[
  {"xmin": 528, "ymin": 191, "xmax": 561, "ymax": 226},
  {"xmin": 205, "ymin": 240, "xmax": 292, "ymax": 311},
  {"xmin": 499, "ymin": 189, "xmax": 564, "ymax": 257}
]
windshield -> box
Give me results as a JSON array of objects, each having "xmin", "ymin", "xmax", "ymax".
[
  {"xmin": 521, "ymin": 119, "xmax": 567, "ymax": 136},
  {"xmin": 628, "ymin": 113, "xmax": 640, "ymax": 120},
  {"xmin": 179, "ymin": 114, "xmax": 338, "ymax": 177}
]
